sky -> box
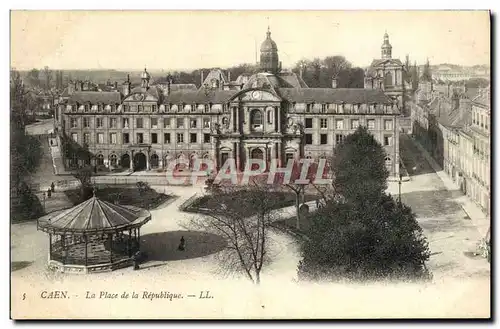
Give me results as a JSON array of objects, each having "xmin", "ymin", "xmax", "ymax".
[{"xmin": 10, "ymin": 10, "xmax": 490, "ymax": 71}]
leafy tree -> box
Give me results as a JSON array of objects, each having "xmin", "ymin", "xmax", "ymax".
[
  {"xmin": 43, "ymin": 66, "xmax": 53, "ymax": 90},
  {"xmin": 297, "ymin": 127, "xmax": 431, "ymax": 282},
  {"xmin": 297, "ymin": 194, "xmax": 431, "ymax": 282},
  {"xmin": 331, "ymin": 126, "xmax": 388, "ymax": 205},
  {"xmin": 27, "ymin": 68, "xmax": 41, "ymax": 88}
]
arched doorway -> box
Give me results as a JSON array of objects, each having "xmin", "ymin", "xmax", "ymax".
[
  {"xmin": 150, "ymin": 154, "xmax": 159, "ymax": 169},
  {"xmin": 134, "ymin": 152, "xmax": 147, "ymax": 171},
  {"xmin": 121, "ymin": 154, "xmax": 130, "ymax": 169},
  {"xmin": 250, "ymin": 148, "xmax": 264, "ymax": 171}
]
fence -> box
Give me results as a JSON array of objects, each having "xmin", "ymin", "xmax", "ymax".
[{"xmin": 92, "ymin": 175, "xmax": 197, "ymax": 187}]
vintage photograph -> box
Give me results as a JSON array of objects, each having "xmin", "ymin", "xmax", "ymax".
[{"xmin": 10, "ymin": 10, "xmax": 491, "ymax": 319}]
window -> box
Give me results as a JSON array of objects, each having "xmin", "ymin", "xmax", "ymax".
[
  {"xmin": 321, "ymin": 104, "xmax": 327, "ymax": 113},
  {"xmin": 83, "ymin": 133, "xmax": 90, "ymax": 145},
  {"xmin": 138, "ymin": 105, "xmax": 143, "ymax": 112},
  {"xmin": 320, "ymin": 118, "xmax": 328, "ymax": 129},
  {"xmin": 250, "ymin": 109, "xmax": 263, "ymax": 131},
  {"xmin": 123, "ymin": 105, "xmax": 128, "ymax": 112},
  {"xmin": 123, "ymin": 133, "xmax": 130, "ymax": 144},
  {"xmin": 203, "ymin": 118, "xmax": 210, "ymax": 128},
  {"xmin": 351, "ymin": 119, "xmax": 359, "ymax": 130},
  {"xmin": 353, "ymin": 104, "xmax": 359, "ymax": 114},
  {"xmin": 151, "ymin": 133, "xmax": 158, "ymax": 144},
  {"xmin": 70, "ymin": 118, "xmax": 78, "ymax": 128},
  {"xmin": 71, "ymin": 133, "xmax": 78, "ymax": 143},
  {"xmin": 190, "ymin": 133, "xmax": 197, "ymax": 143},
  {"xmin": 136, "ymin": 118, "xmax": 143, "ymax": 128},
  {"xmin": 84, "ymin": 105, "xmax": 90, "ymax": 113},
  {"xmin": 177, "ymin": 133, "xmax": 184, "ymax": 143},
  {"xmin": 110, "ymin": 154, "xmax": 117, "ymax": 166},
  {"xmin": 110, "ymin": 118, "xmax": 117, "ymax": 128},
  {"xmin": 384, "ymin": 120, "xmax": 393, "ymax": 131},
  {"xmin": 385, "ymin": 156, "xmax": 392, "ymax": 167},
  {"xmin": 306, "ymin": 104, "xmax": 312, "ymax": 113},
  {"xmin": 335, "ymin": 134, "xmax": 344, "ymax": 144},
  {"xmin": 267, "ymin": 110, "xmax": 273, "ymax": 124},
  {"xmin": 136, "ymin": 133, "xmax": 144, "ymax": 144},
  {"xmin": 110, "ymin": 133, "xmax": 117, "ymax": 144},
  {"xmin": 305, "ymin": 118, "xmax": 313, "ymax": 128},
  {"xmin": 97, "ymin": 154, "xmax": 104, "ymax": 165},
  {"xmin": 190, "ymin": 119, "xmax": 197, "ymax": 128},
  {"xmin": 204, "ymin": 133, "xmax": 210, "ymax": 143},
  {"xmin": 83, "ymin": 118, "xmax": 90, "ymax": 128},
  {"xmin": 152, "ymin": 105, "xmax": 157, "ymax": 112},
  {"xmin": 164, "ymin": 133, "xmax": 171, "ymax": 143},
  {"xmin": 110, "ymin": 105, "xmax": 116, "ymax": 113},
  {"xmin": 285, "ymin": 153, "xmax": 294, "ymax": 164},
  {"xmin": 122, "ymin": 118, "xmax": 129, "ymax": 129},
  {"xmin": 335, "ymin": 119, "xmax": 344, "ymax": 130},
  {"xmin": 177, "ymin": 118, "xmax": 184, "ymax": 129},
  {"xmin": 305, "ymin": 134, "xmax": 313, "ymax": 145},
  {"xmin": 97, "ymin": 133, "xmax": 104, "ymax": 144},
  {"xmin": 384, "ymin": 135, "xmax": 392, "ymax": 146},
  {"xmin": 164, "ymin": 118, "xmax": 171, "ymax": 128},
  {"xmin": 151, "ymin": 118, "xmax": 158, "ymax": 129},
  {"xmin": 320, "ymin": 134, "xmax": 328, "ymax": 145},
  {"xmin": 367, "ymin": 119, "xmax": 375, "ymax": 129},
  {"xmin": 96, "ymin": 118, "xmax": 103, "ymax": 128}
]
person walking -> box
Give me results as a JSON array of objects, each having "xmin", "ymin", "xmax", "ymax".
[{"xmin": 178, "ymin": 236, "xmax": 186, "ymax": 251}]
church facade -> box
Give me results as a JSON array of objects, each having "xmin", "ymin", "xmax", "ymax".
[{"xmin": 58, "ymin": 29, "xmax": 400, "ymax": 179}]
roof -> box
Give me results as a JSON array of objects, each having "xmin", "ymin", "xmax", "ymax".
[
  {"xmin": 169, "ymin": 84, "xmax": 198, "ymax": 92},
  {"xmin": 370, "ymin": 58, "xmax": 404, "ymax": 68},
  {"xmin": 130, "ymin": 85, "xmax": 162, "ymax": 99},
  {"xmin": 165, "ymin": 89, "xmax": 237, "ymax": 104},
  {"xmin": 278, "ymin": 72, "xmax": 309, "ymax": 88},
  {"xmin": 69, "ymin": 91, "xmax": 122, "ymax": 104},
  {"xmin": 277, "ymin": 88, "xmax": 393, "ymax": 104},
  {"xmin": 242, "ymin": 72, "xmax": 303, "ymax": 90},
  {"xmin": 472, "ymin": 92, "xmax": 490, "ymax": 108},
  {"xmin": 37, "ymin": 196, "xmax": 151, "ymax": 235}
]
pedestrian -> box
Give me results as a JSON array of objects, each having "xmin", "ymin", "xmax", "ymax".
[
  {"xmin": 316, "ymin": 199, "xmax": 320, "ymax": 208},
  {"xmin": 47, "ymin": 188, "xmax": 52, "ymax": 198},
  {"xmin": 178, "ymin": 236, "xmax": 186, "ymax": 251},
  {"xmin": 51, "ymin": 182, "xmax": 55, "ymax": 192}
]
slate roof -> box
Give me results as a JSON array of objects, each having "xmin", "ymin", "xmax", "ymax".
[
  {"xmin": 169, "ymin": 84, "xmax": 198, "ymax": 92},
  {"xmin": 277, "ymin": 88, "xmax": 393, "ymax": 104},
  {"xmin": 165, "ymin": 90, "xmax": 237, "ymax": 104},
  {"xmin": 68, "ymin": 91, "xmax": 122, "ymax": 104},
  {"xmin": 37, "ymin": 196, "xmax": 151, "ymax": 234},
  {"xmin": 472, "ymin": 93, "xmax": 490, "ymax": 108},
  {"xmin": 130, "ymin": 86, "xmax": 162, "ymax": 99},
  {"xmin": 278, "ymin": 72, "xmax": 309, "ymax": 88}
]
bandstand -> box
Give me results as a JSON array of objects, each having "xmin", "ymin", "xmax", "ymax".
[{"xmin": 37, "ymin": 195, "xmax": 151, "ymax": 274}]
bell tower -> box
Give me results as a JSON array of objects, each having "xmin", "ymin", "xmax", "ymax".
[
  {"xmin": 381, "ymin": 32, "xmax": 392, "ymax": 59},
  {"xmin": 260, "ymin": 26, "xmax": 280, "ymax": 73}
]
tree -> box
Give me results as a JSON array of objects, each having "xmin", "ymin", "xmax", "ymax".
[
  {"xmin": 310, "ymin": 58, "xmax": 323, "ymax": 87},
  {"xmin": 323, "ymin": 55, "xmax": 351, "ymax": 80},
  {"xmin": 43, "ymin": 66, "xmax": 53, "ymax": 90},
  {"xmin": 27, "ymin": 68, "xmax": 41, "ymax": 88},
  {"xmin": 331, "ymin": 126, "xmax": 389, "ymax": 205},
  {"xmin": 74, "ymin": 166, "xmax": 94, "ymax": 201},
  {"xmin": 411, "ymin": 61, "xmax": 419, "ymax": 91},
  {"xmin": 421, "ymin": 58, "xmax": 432, "ymax": 82},
  {"xmin": 297, "ymin": 194, "xmax": 431, "ymax": 282},
  {"xmin": 183, "ymin": 184, "xmax": 281, "ymax": 284}
]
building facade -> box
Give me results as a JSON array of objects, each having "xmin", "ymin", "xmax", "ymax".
[{"xmin": 58, "ymin": 28, "xmax": 401, "ymax": 179}]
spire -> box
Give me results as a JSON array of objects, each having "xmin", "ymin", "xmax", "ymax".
[{"xmin": 266, "ymin": 17, "xmax": 271, "ymax": 38}]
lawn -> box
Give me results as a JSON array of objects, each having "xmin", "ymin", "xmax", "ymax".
[
  {"xmin": 64, "ymin": 184, "xmax": 173, "ymax": 210},
  {"xmin": 184, "ymin": 190, "xmax": 318, "ymax": 216}
]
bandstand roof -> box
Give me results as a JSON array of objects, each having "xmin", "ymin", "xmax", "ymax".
[{"xmin": 37, "ymin": 196, "xmax": 151, "ymax": 235}]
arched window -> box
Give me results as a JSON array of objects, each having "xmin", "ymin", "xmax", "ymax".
[
  {"xmin": 384, "ymin": 71, "xmax": 393, "ymax": 87},
  {"xmin": 150, "ymin": 154, "xmax": 159, "ymax": 169},
  {"xmin": 250, "ymin": 109, "xmax": 263, "ymax": 131},
  {"xmin": 267, "ymin": 108, "xmax": 273, "ymax": 124},
  {"xmin": 384, "ymin": 156, "xmax": 392, "ymax": 166},
  {"xmin": 110, "ymin": 154, "xmax": 117, "ymax": 166},
  {"xmin": 97, "ymin": 154, "xmax": 104, "ymax": 166}
]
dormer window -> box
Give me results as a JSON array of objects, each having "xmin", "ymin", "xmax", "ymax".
[
  {"xmin": 84, "ymin": 104, "xmax": 90, "ymax": 112},
  {"xmin": 306, "ymin": 104, "xmax": 312, "ymax": 113},
  {"xmin": 321, "ymin": 104, "xmax": 327, "ymax": 113},
  {"xmin": 138, "ymin": 105, "xmax": 143, "ymax": 112},
  {"xmin": 204, "ymin": 104, "xmax": 210, "ymax": 113}
]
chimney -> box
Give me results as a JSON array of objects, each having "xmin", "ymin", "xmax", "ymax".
[
  {"xmin": 332, "ymin": 78, "xmax": 338, "ymax": 89},
  {"xmin": 114, "ymin": 81, "xmax": 118, "ymax": 89},
  {"xmin": 122, "ymin": 75, "xmax": 131, "ymax": 97},
  {"xmin": 228, "ymin": 70, "xmax": 231, "ymax": 82}
]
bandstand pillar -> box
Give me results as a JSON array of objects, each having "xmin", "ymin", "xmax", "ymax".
[
  {"xmin": 61, "ymin": 234, "xmax": 66, "ymax": 265},
  {"xmin": 109, "ymin": 233, "xmax": 113, "ymax": 263},
  {"xmin": 49, "ymin": 233, "xmax": 52, "ymax": 260},
  {"xmin": 128, "ymin": 229, "xmax": 132, "ymax": 257},
  {"xmin": 137, "ymin": 228, "xmax": 141, "ymax": 250},
  {"xmin": 84, "ymin": 234, "xmax": 88, "ymax": 267}
]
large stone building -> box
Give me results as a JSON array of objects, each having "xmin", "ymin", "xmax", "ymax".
[{"xmin": 58, "ymin": 28, "xmax": 400, "ymax": 179}]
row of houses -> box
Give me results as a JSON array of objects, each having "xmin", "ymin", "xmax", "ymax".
[{"xmin": 411, "ymin": 81, "xmax": 490, "ymax": 215}]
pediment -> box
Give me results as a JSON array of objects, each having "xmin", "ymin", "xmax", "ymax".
[
  {"xmin": 124, "ymin": 93, "xmax": 158, "ymax": 102},
  {"xmin": 238, "ymin": 90, "xmax": 281, "ymax": 102}
]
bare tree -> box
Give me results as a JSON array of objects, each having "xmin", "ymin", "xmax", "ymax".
[
  {"xmin": 323, "ymin": 55, "xmax": 351, "ymax": 79},
  {"xmin": 183, "ymin": 184, "xmax": 282, "ymax": 284},
  {"xmin": 43, "ymin": 66, "xmax": 53, "ymax": 91}
]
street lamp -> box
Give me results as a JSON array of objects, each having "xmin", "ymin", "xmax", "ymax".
[{"xmin": 398, "ymin": 173, "xmax": 403, "ymax": 206}]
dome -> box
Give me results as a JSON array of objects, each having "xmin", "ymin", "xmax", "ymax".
[{"xmin": 260, "ymin": 28, "xmax": 278, "ymax": 52}]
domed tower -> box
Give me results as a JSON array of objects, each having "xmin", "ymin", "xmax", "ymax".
[
  {"xmin": 141, "ymin": 67, "xmax": 151, "ymax": 88},
  {"xmin": 381, "ymin": 32, "xmax": 392, "ymax": 59},
  {"xmin": 260, "ymin": 26, "xmax": 280, "ymax": 74}
]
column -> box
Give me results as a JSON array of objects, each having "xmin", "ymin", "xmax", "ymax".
[
  {"xmin": 137, "ymin": 228, "xmax": 141, "ymax": 250},
  {"xmin": 146, "ymin": 149, "xmax": 151, "ymax": 171},
  {"xmin": 49, "ymin": 234, "xmax": 52, "ymax": 261},
  {"xmin": 130, "ymin": 151, "xmax": 134, "ymax": 171},
  {"xmin": 128, "ymin": 229, "xmax": 132, "ymax": 258},
  {"xmin": 276, "ymin": 107, "xmax": 280, "ymax": 132},
  {"xmin": 109, "ymin": 233, "xmax": 113, "ymax": 263},
  {"xmin": 84, "ymin": 235, "xmax": 88, "ymax": 267},
  {"xmin": 61, "ymin": 235, "xmax": 66, "ymax": 265},
  {"xmin": 235, "ymin": 143, "xmax": 240, "ymax": 171}
]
